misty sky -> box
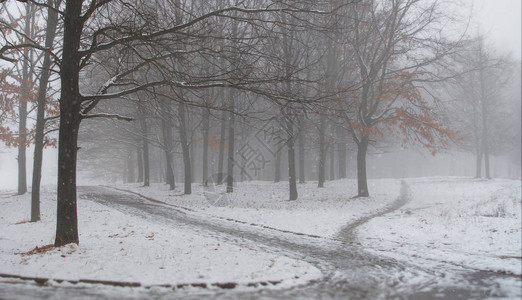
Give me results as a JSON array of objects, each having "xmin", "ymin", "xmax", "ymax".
[
  {"xmin": 474, "ymin": 0, "xmax": 521, "ymax": 58},
  {"xmin": 0, "ymin": 0, "xmax": 521, "ymax": 190}
]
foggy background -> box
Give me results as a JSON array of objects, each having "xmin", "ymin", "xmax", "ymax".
[{"xmin": 0, "ymin": 0, "xmax": 520, "ymax": 190}]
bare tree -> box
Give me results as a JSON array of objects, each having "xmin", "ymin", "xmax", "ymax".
[{"xmin": 448, "ymin": 36, "xmax": 517, "ymax": 178}]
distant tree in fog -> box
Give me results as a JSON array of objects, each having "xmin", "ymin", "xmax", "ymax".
[
  {"xmin": 448, "ymin": 36, "xmax": 518, "ymax": 179},
  {"xmin": 339, "ymin": 0, "xmax": 458, "ymax": 197}
]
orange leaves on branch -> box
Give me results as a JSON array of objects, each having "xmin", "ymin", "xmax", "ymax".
[
  {"xmin": 0, "ymin": 68, "xmax": 59, "ymax": 148},
  {"xmin": 349, "ymin": 70, "xmax": 455, "ymax": 153}
]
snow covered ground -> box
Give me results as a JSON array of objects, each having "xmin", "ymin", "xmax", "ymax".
[
  {"xmin": 357, "ymin": 177, "xmax": 521, "ymax": 276},
  {"xmin": 114, "ymin": 179, "xmax": 402, "ymax": 238},
  {"xmin": 0, "ymin": 177, "xmax": 519, "ymax": 297},
  {"xmin": 115, "ymin": 177, "xmax": 521, "ymax": 296},
  {"xmin": 0, "ymin": 186, "xmax": 321, "ymax": 289}
]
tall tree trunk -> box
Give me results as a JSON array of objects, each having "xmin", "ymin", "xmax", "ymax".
[
  {"xmin": 164, "ymin": 148, "xmax": 175, "ymax": 189},
  {"xmin": 217, "ymin": 110, "xmax": 227, "ymax": 184},
  {"xmin": 158, "ymin": 153, "xmax": 164, "ymax": 183},
  {"xmin": 298, "ymin": 119, "xmax": 305, "ymax": 183},
  {"xmin": 240, "ymin": 125, "xmax": 246, "ymax": 182},
  {"xmin": 329, "ymin": 135, "xmax": 335, "ymax": 181},
  {"xmin": 481, "ymin": 104, "xmax": 490, "ymax": 178},
  {"xmin": 31, "ymin": 0, "xmax": 61, "ymax": 222},
  {"xmin": 274, "ymin": 144, "xmax": 281, "ymax": 183},
  {"xmin": 226, "ymin": 95, "xmax": 235, "ymax": 193},
  {"xmin": 162, "ymin": 118, "xmax": 175, "ymax": 190},
  {"xmin": 357, "ymin": 136, "xmax": 370, "ymax": 197},
  {"xmin": 179, "ymin": 102, "xmax": 192, "ymax": 194},
  {"xmin": 18, "ymin": 2, "xmax": 33, "ymax": 195},
  {"xmin": 189, "ymin": 112, "xmax": 195, "ymax": 183},
  {"xmin": 137, "ymin": 146, "xmax": 143, "ymax": 182},
  {"xmin": 337, "ymin": 125, "xmax": 347, "ymax": 179},
  {"xmin": 55, "ymin": 0, "xmax": 83, "ymax": 247},
  {"xmin": 478, "ymin": 43, "xmax": 491, "ymax": 179},
  {"xmin": 318, "ymin": 114, "xmax": 326, "ymax": 188},
  {"xmin": 286, "ymin": 119, "xmax": 298, "ymax": 200},
  {"xmin": 202, "ymin": 107, "xmax": 210, "ymax": 185},
  {"xmin": 139, "ymin": 111, "xmax": 150, "ymax": 186}
]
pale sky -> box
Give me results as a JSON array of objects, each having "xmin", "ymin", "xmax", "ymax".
[{"xmin": 473, "ymin": 0, "xmax": 522, "ymax": 59}]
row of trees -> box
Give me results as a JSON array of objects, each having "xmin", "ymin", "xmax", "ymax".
[{"xmin": 0, "ymin": 0, "xmax": 519, "ymax": 246}]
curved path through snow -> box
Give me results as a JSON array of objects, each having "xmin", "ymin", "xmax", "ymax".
[{"xmin": 1, "ymin": 182, "xmax": 515, "ymax": 299}]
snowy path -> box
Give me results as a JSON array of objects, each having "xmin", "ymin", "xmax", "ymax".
[
  {"xmin": 1, "ymin": 182, "xmax": 518, "ymax": 299},
  {"xmin": 78, "ymin": 185, "xmax": 406, "ymax": 299}
]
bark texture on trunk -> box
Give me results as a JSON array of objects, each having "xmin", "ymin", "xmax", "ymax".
[
  {"xmin": 179, "ymin": 103, "xmax": 192, "ymax": 194},
  {"xmin": 55, "ymin": 0, "xmax": 83, "ymax": 246},
  {"xmin": 286, "ymin": 120, "xmax": 298, "ymax": 200},
  {"xmin": 32, "ymin": 0, "xmax": 60, "ymax": 222}
]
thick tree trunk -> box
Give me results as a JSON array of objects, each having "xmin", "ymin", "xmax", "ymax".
[
  {"xmin": 288, "ymin": 144, "xmax": 298, "ymax": 200},
  {"xmin": 54, "ymin": 0, "xmax": 83, "ymax": 247},
  {"xmin": 55, "ymin": 110, "xmax": 81, "ymax": 246},
  {"xmin": 217, "ymin": 110, "xmax": 227, "ymax": 184},
  {"xmin": 164, "ymin": 148, "xmax": 175, "ymax": 190},
  {"xmin": 32, "ymin": 0, "xmax": 60, "ymax": 222},
  {"xmin": 286, "ymin": 120, "xmax": 298, "ymax": 200},
  {"xmin": 179, "ymin": 103, "xmax": 192, "ymax": 194},
  {"xmin": 357, "ymin": 136, "xmax": 370, "ymax": 197},
  {"xmin": 226, "ymin": 96, "xmax": 235, "ymax": 193},
  {"xmin": 318, "ymin": 115, "xmax": 326, "ymax": 188}
]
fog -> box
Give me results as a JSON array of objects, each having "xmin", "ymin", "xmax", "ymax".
[{"xmin": 0, "ymin": 1, "xmax": 521, "ymax": 298}]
